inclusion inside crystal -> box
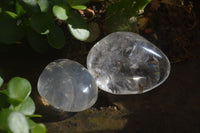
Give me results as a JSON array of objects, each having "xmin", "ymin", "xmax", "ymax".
[{"xmin": 87, "ymin": 32, "xmax": 170, "ymax": 94}]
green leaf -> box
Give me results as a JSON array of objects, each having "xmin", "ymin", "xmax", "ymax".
[
  {"xmin": 0, "ymin": 110, "xmax": 29, "ymax": 133},
  {"xmin": 66, "ymin": 0, "xmax": 90, "ymax": 6},
  {"xmin": 0, "ymin": 129, "xmax": 7, "ymax": 133},
  {"xmin": 134, "ymin": 0, "xmax": 151, "ymax": 14},
  {"xmin": 26, "ymin": 114, "xmax": 42, "ymax": 118},
  {"xmin": 20, "ymin": 0, "xmax": 38, "ymax": 6},
  {"xmin": 53, "ymin": 5, "xmax": 69, "ymax": 20},
  {"xmin": 0, "ymin": 93, "xmax": 10, "ymax": 108},
  {"xmin": 37, "ymin": 0, "xmax": 49, "ymax": 12},
  {"xmin": 0, "ymin": 13, "xmax": 24, "ymax": 44},
  {"xmin": 27, "ymin": 119, "xmax": 46, "ymax": 133},
  {"xmin": 67, "ymin": 11, "xmax": 89, "ymax": 41},
  {"xmin": 0, "ymin": 89, "xmax": 8, "ymax": 96},
  {"xmin": 8, "ymin": 112, "xmax": 29, "ymax": 133},
  {"xmin": 27, "ymin": 28, "xmax": 49, "ymax": 53},
  {"xmin": 7, "ymin": 77, "xmax": 31, "ymax": 106},
  {"xmin": 30, "ymin": 13, "xmax": 54, "ymax": 35},
  {"xmin": 105, "ymin": 0, "xmax": 151, "ymax": 32},
  {"xmin": 15, "ymin": 97, "xmax": 35, "ymax": 115},
  {"xmin": 8, "ymin": 98, "xmax": 23, "ymax": 107},
  {"xmin": 71, "ymin": 5, "xmax": 87, "ymax": 10},
  {"xmin": 16, "ymin": 1, "xmax": 26, "ymax": 16},
  {"xmin": 66, "ymin": 0, "xmax": 88, "ymax": 10},
  {"xmin": 31, "ymin": 124, "xmax": 46, "ymax": 133},
  {"xmin": 0, "ymin": 109, "xmax": 12, "ymax": 130},
  {"xmin": 47, "ymin": 24, "xmax": 66, "ymax": 49},
  {"xmin": 50, "ymin": 0, "xmax": 68, "ymax": 5},
  {"xmin": 27, "ymin": 118, "xmax": 36, "ymax": 128},
  {"xmin": 0, "ymin": 68, "xmax": 4, "ymax": 79},
  {"xmin": 19, "ymin": 0, "xmax": 40, "ymax": 14},
  {"xmin": 4, "ymin": 11, "xmax": 18, "ymax": 19},
  {"xmin": 0, "ymin": 76, "xmax": 3, "ymax": 88}
]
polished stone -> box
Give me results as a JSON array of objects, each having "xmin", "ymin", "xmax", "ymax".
[
  {"xmin": 87, "ymin": 32, "xmax": 170, "ymax": 94},
  {"xmin": 38, "ymin": 59, "xmax": 98, "ymax": 112}
]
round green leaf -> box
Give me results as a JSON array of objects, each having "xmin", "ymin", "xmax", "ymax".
[
  {"xmin": 16, "ymin": 2, "xmax": 26, "ymax": 16},
  {"xmin": 0, "ymin": 109, "xmax": 11, "ymax": 130},
  {"xmin": 20, "ymin": 0, "xmax": 37, "ymax": 6},
  {"xmin": 8, "ymin": 112, "xmax": 29, "ymax": 133},
  {"xmin": 0, "ymin": 13, "xmax": 24, "ymax": 44},
  {"xmin": 26, "ymin": 114, "xmax": 42, "ymax": 118},
  {"xmin": 7, "ymin": 77, "xmax": 31, "ymax": 105},
  {"xmin": 0, "ymin": 68, "xmax": 4, "ymax": 78},
  {"xmin": 67, "ymin": 11, "xmax": 89, "ymax": 41},
  {"xmin": 31, "ymin": 124, "xmax": 46, "ymax": 133},
  {"xmin": 105, "ymin": 0, "xmax": 151, "ymax": 32},
  {"xmin": 0, "ymin": 76, "xmax": 3, "ymax": 88},
  {"xmin": 4, "ymin": 11, "xmax": 18, "ymax": 19},
  {"xmin": 71, "ymin": 5, "xmax": 86, "ymax": 10},
  {"xmin": 0, "ymin": 129, "xmax": 7, "ymax": 133},
  {"xmin": 30, "ymin": 13, "xmax": 53, "ymax": 35},
  {"xmin": 0, "ymin": 93, "xmax": 9, "ymax": 108},
  {"xmin": 27, "ymin": 118, "xmax": 36, "ymax": 128},
  {"xmin": 8, "ymin": 98, "xmax": 23, "ymax": 107},
  {"xmin": 15, "ymin": 97, "xmax": 35, "ymax": 115},
  {"xmin": 0, "ymin": 110, "xmax": 29, "ymax": 133},
  {"xmin": 66, "ymin": 0, "xmax": 90, "ymax": 5},
  {"xmin": 19, "ymin": 0, "xmax": 40, "ymax": 13},
  {"xmin": 27, "ymin": 28, "xmax": 48, "ymax": 53},
  {"xmin": 37, "ymin": 0, "xmax": 49, "ymax": 12},
  {"xmin": 47, "ymin": 24, "xmax": 65, "ymax": 49},
  {"xmin": 53, "ymin": 5, "xmax": 69, "ymax": 20},
  {"xmin": 27, "ymin": 119, "xmax": 46, "ymax": 133}
]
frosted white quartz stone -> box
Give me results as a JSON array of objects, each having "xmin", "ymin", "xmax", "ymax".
[
  {"xmin": 87, "ymin": 32, "xmax": 171, "ymax": 94},
  {"xmin": 38, "ymin": 59, "xmax": 98, "ymax": 112}
]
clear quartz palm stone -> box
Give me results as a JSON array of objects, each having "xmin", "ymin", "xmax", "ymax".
[
  {"xmin": 87, "ymin": 32, "xmax": 170, "ymax": 94},
  {"xmin": 38, "ymin": 59, "xmax": 98, "ymax": 112}
]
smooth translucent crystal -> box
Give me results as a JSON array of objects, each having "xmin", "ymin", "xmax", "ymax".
[
  {"xmin": 87, "ymin": 32, "xmax": 170, "ymax": 94},
  {"xmin": 38, "ymin": 59, "xmax": 98, "ymax": 112}
]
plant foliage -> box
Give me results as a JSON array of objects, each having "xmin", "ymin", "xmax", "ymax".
[
  {"xmin": 0, "ymin": 0, "xmax": 90, "ymax": 52},
  {"xmin": 105, "ymin": 0, "xmax": 151, "ymax": 32},
  {"xmin": 0, "ymin": 76, "xmax": 46, "ymax": 133}
]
